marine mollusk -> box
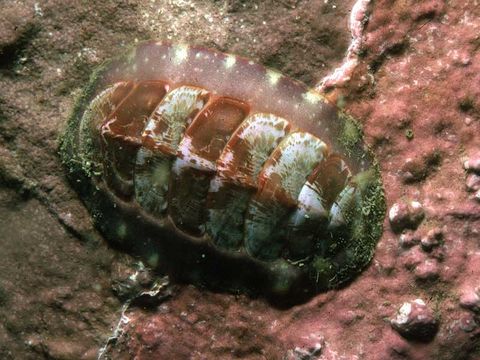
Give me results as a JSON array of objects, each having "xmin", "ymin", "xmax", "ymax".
[{"xmin": 61, "ymin": 42, "xmax": 384, "ymax": 303}]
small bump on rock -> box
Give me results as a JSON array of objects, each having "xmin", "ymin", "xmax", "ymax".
[
  {"xmin": 110, "ymin": 260, "xmax": 154, "ymax": 301},
  {"xmin": 400, "ymin": 152, "xmax": 441, "ymax": 184},
  {"xmin": 429, "ymin": 246, "xmax": 446, "ymax": 262},
  {"xmin": 459, "ymin": 287, "xmax": 480, "ymax": 313},
  {"xmin": 414, "ymin": 259, "xmax": 439, "ymax": 281},
  {"xmin": 391, "ymin": 299, "xmax": 438, "ymax": 342},
  {"xmin": 463, "ymin": 155, "xmax": 480, "ymax": 202},
  {"xmin": 285, "ymin": 333, "xmax": 324, "ymax": 360},
  {"xmin": 464, "ymin": 156, "xmax": 480, "ymax": 173},
  {"xmin": 420, "ymin": 228, "xmax": 443, "ymax": 252},
  {"xmin": 459, "ymin": 314, "xmax": 478, "ymax": 333},
  {"xmin": 400, "ymin": 246, "xmax": 427, "ymax": 270},
  {"xmin": 338, "ymin": 310, "xmax": 365, "ymax": 325},
  {"xmin": 399, "ymin": 230, "xmax": 421, "ymax": 249},
  {"xmin": 389, "ymin": 200, "xmax": 425, "ymax": 233},
  {"xmin": 465, "ymin": 173, "xmax": 480, "ymax": 192},
  {"xmin": 452, "ymin": 50, "xmax": 472, "ymax": 67}
]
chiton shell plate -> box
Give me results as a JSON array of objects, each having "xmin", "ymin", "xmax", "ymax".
[{"xmin": 61, "ymin": 42, "xmax": 385, "ymax": 303}]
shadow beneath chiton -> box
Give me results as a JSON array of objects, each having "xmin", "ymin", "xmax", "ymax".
[
  {"xmin": 63, "ymin": 166, "xmax": 383, "ymax": 308},
  {"xmin": 90, "ymin": 184, "xmax": 320, "ymax": 308}
]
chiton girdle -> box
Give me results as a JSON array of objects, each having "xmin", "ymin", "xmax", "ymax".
[{"xmin": 60, "ymin": 41, "xmax": 385, "ymax": 304}]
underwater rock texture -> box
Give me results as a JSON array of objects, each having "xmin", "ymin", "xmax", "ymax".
[
  {"xmin": 0, "ymin": 0, "xmax": 479, "ymax": 359},
  {"xmin": 391, "ymin": 299, "xmax": 439, "ymax": 342}
]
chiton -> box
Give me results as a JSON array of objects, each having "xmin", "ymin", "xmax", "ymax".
[{"xmin": 61, "ymin": 41, "xmax": 385, "ymax": 304}]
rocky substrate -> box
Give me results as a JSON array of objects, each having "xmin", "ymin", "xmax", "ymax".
[{"xmin": 0, "ymin": 0, "xmax": 479, "ymax": 359}]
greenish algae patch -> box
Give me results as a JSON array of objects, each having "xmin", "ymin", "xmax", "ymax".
[
  {"xmin": 59, "ymin": 62, "xmax": 109, "ymax": 178},
  {"xmin": 338, "ymin": 111, "xmax": 363, "ymax": 157},
  {"xmin": 59, "ymin": 45, "xmax": 138, "ymax": 178},
  {"xmin": 312, "ymin": 164, "xmax": 385, "ymax": 289},
  {"xmin": 306, "ymin": 110, "xmax": 386, "ymax": 289}
]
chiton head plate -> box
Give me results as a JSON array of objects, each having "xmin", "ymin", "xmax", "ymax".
[{"xmin": 61, "ymin": 42, "xmax": 385, "ymax": 304}]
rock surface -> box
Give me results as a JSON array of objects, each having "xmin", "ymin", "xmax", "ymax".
[
  {"xmin": 391, "ymin": 299, "xmax": 439, "ymax": 342},
  {"xmin": 388, "ymin": 200, "xmax": 425, "ymax": 233},
  {"xmin": 0, "ymin": 0, "xmax": 479, "ymax": 359}
]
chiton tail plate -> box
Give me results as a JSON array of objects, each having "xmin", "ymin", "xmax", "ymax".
[{"xmin": 60, "ymin": 41, "xmax": 385, "ymax": 304}]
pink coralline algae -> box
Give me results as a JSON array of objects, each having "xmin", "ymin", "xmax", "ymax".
[
  {"xmin": 464, "ymin": 154, "xmax": 480, "ymax": 202},
  {"xmin": 420, "ymin": 227, "xmax": 443, "ymax": 252},
  {"xmin": 391, "ymin": 299, "xmax": 438, "ymax": 342},
  {"xmin": 388, "ymin": 199, "xmax": 425, "ymax": 233},
  {"xmin": 460, "ymin": 287, "xmax": 480, "ymax": 313}
]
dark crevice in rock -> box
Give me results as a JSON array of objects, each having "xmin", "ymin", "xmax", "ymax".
[
  {"xmin": 368, "ymin": 40, "xmax": 409, "ymax": 74},
  {"xmin": 0, "ymin": 25, "xmax": 39, "ymax": 75}
]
